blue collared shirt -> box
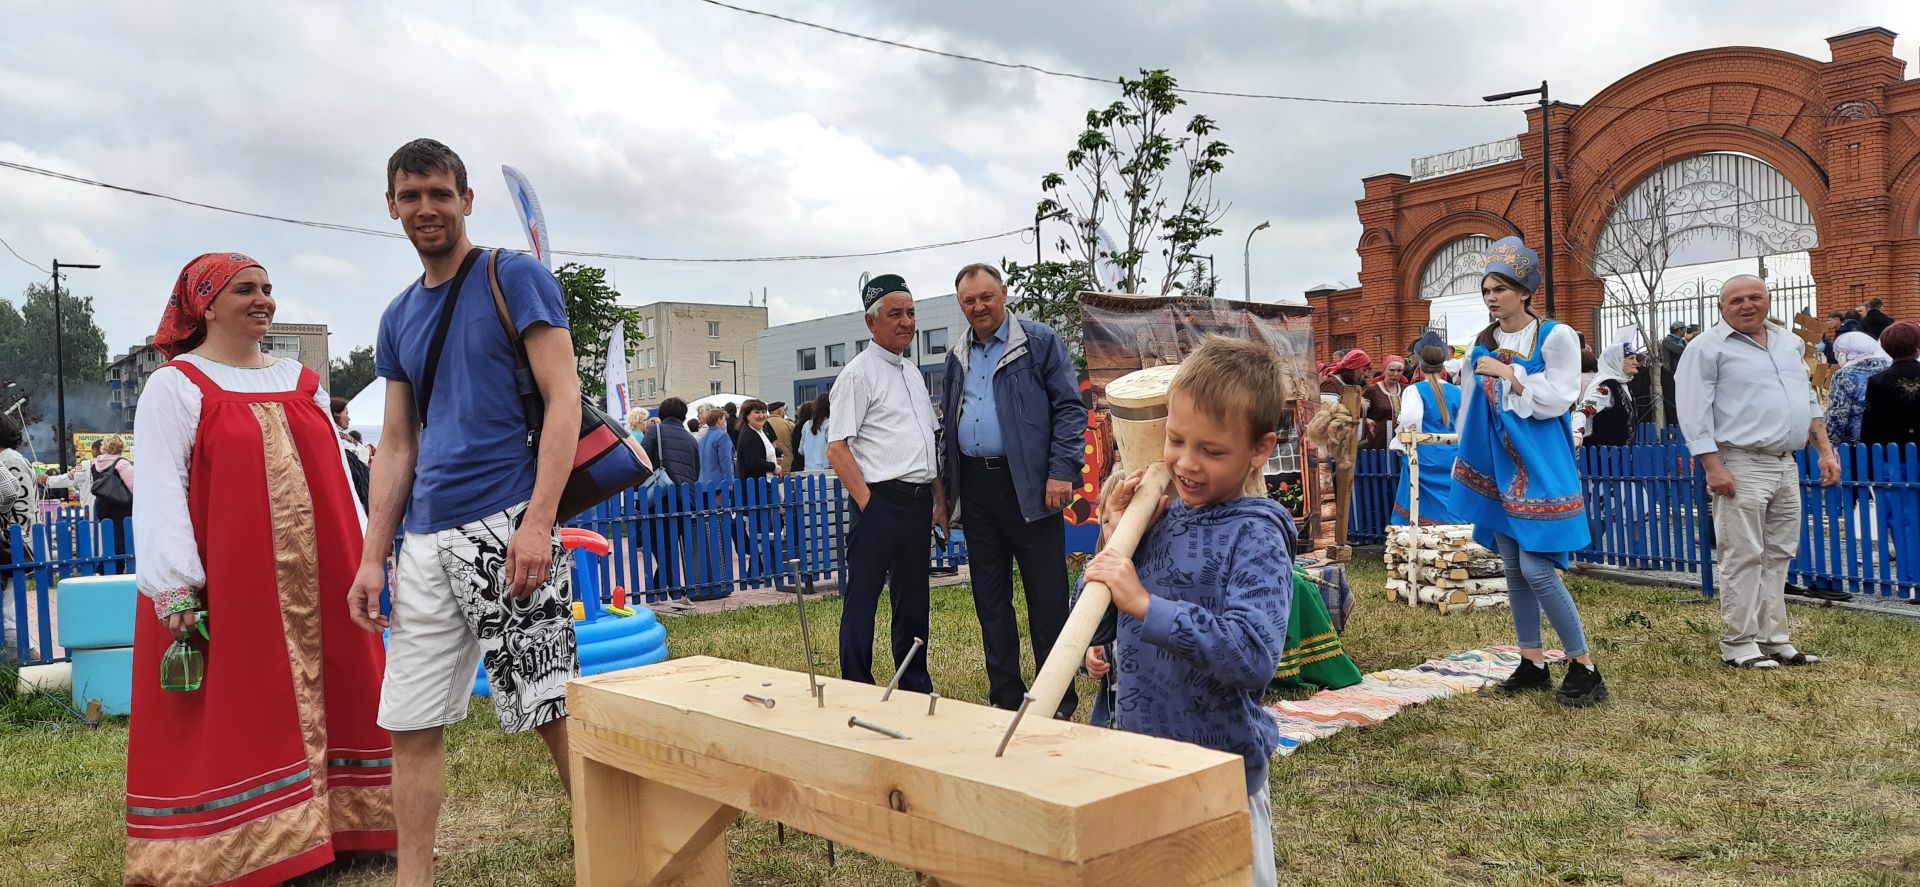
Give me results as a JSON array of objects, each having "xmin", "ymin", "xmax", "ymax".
[{"xmin": 957, "ymin": 313, "xmax": 1009, "ymax": 457}]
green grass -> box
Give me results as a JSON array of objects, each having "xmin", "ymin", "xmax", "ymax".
[{"xmin": 4, "ymin": 561, "xmax": 1919, "ymax": 885}]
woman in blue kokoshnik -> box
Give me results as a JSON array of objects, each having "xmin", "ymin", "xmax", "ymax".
[
  {"xmin": 1451, "ymin": 237, "xmax": 1609, "ymax": 707},
  {"xmin": 1388, "ymin": 331, "xmax": 1462, "ymax": 527}
]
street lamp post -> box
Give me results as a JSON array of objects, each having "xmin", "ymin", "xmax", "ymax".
[
  {"xmin": 1243, "ymin": 220, "xmax": 1271, "ymax": 301},
  {"xmin": 715, "ymin": 358, "xmax": 739, "ymax": 395},
  {"xmin": 50, "ymin": 260, "xmax": 101, "ymax": 472},
  {"xmin": 1483, "ymin": 81, "xmax": 1554, "ymax": 317}
]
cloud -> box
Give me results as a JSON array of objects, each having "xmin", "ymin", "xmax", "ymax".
[{"xmin": 286, "ymin": 252, "xmax": 361, "ymax": 281}]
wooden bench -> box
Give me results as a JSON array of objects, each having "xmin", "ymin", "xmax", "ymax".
[{"xmin": 568, "ymin": 655, "xmax": 1254, "ymax": 885}]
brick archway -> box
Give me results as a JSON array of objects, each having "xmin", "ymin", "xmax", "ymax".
[
  {"xmin": 1397, "ymin": 211, "xmax": 1522, "ymax": 309},
  {"xmin": 1561, "ymin": 124, "xmax": 1830, "ymax": 259},
  {"xmin": 1313, "ymin": 26, "xmax": 1920, "ymax": 363},
  {"xmin": 1890, "ymin": 152, "xmax": 1920, "ymax": 237}
]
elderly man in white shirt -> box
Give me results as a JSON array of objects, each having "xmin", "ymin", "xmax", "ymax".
[
  {"xmin": 827, "ymin": 273, "xmax": 947, "ymax": 694},
  {"xmin": 1676, "ymin": 274, "xmax": 1839, "ymax": 670}
]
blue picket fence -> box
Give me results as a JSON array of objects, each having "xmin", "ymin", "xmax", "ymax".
[
  {"xmin": 1351, "ymin": 434, "xmax": 1920, "ymax": 603},
  {"xmin": 4, "ymin": 518, "xmax": 135, "ymax": 666},
  {"xmin": 572, "ymin": 473, "xmax": 967, "ymax": 606},
  {"xmin": 1791, "ymin": 443, "xmax": 1920, "ymax": 598},
  {"xmin": 4, "ymin": 474, "xmax": 964, "ymax": 666}
]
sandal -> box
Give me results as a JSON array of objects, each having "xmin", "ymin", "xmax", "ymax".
[
  {"xmin": 1768, "ymin": 650, "xmax": 1823, "ymax": 666},
  {"xmin": 1722, "ymin": 655, "xmax": 1780, "ymax": 670}
]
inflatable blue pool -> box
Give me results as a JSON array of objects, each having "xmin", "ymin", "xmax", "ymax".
[
  {"xmin": 471, "ymin": 607, "xmax": 667, "ymax": 696},
  {"xmin": 470, "ymin": 527, "xmax": 668, "ymax": 696}
]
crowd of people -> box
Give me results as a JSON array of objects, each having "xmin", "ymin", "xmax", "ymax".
[
  {"xmin": 1823, "ymin": 319, "xmax": 1920, "ymax": 446},
  {"xmin": 622, "ymin": 394, "xmax": 835, "ymax": 487},
  {"xmin": 1329, "ymin": 296, "xmax": 1920, "ymax": 457},
  {"xmin": 4, "ymin": 133, "xmax": 1915, "ymax": 887},
  {"xmin": 1333, "ymin": 290, "xmax": 1920, "ymax": 458}
]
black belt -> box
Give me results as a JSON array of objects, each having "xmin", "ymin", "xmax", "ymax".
[
  {"xmin": 873, "ymin": 479, "xmax": 933, "ymax": 499},
  {"xmin": 961, "ymin": 454, "xmax": 1008, "ymax": 470}
]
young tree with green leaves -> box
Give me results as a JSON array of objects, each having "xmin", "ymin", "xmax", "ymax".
[
  {"xmin": 1004, "ymin": 69, "xmax": 1232, "ymax": 358},
  {"xmin": 0, "ymin": 282, "xmax": 110, "ymax": 398},
  {"xmin": 554, "ymin": 262, "xmax": 642, "ymax": 401},
  {"xmin": 328, "ymin": 345, "xmax": 377, "ymax": 401}
]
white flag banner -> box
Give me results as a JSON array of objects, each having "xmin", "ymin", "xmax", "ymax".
[
  {"xmin": 501, "ymin": 164, "xmax": 552, "ymax": 269},
  {"xmin": 605, "ymin": 324, "xmax": 631, "ymax": 424}
]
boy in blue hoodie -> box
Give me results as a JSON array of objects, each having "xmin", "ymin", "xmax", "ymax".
[{"xmin": 1084, "ymin": 336, "xmax": 1293, "ymax": 887}]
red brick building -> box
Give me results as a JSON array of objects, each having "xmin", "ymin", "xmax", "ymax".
[{"xmin": 1310, "ymin": 26, "xmax": 1920, "ymax": 363}]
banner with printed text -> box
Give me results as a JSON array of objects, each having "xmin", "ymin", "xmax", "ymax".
[{"xmin": 1073, "ymin": 292, "xmax": 1328, "ymax": 548}]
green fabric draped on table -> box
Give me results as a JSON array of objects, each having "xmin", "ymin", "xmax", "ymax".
[{"xmin": 1271, "ymin": 568, "xmax": 1363, "ymax": 692}]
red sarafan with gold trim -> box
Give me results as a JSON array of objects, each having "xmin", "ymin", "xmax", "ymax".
[{"xmin": 125, "ymin": 360, "xmax": 394, "ymax": 887}]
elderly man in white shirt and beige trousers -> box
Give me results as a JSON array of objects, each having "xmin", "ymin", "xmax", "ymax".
[{"xmin": 1676, "ymin": 275, "xmax": 1839, "ymax": 670}]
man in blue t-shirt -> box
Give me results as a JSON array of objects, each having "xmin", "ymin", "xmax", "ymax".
[{"xmin": 344, "ymin": 138, "xmax": 583, "ymax": 886}]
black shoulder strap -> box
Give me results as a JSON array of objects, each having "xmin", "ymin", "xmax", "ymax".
[{"xmin": 415, "ymin": 248, "xmax": 483, "ymax": 428}]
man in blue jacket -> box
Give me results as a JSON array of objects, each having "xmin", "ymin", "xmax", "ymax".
[{"xmin": 941, "ymin": 263, "xmax": 1089, "ymax": 718}]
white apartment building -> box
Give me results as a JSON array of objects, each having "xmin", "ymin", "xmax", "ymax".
[{"xmin": 756, "ymin": 293, "xmax": 965, "ymax": 411}]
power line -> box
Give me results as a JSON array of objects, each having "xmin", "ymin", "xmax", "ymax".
[
  {"xmin": 691, "ymin": 0, "xmax": 1920, "ymax": 119},
  {"xmin": 0, "ymin": 233, "xmax": 49, "ymax": 275},
  {"xmin": 0, "ymin": 159, "xmax": 1027, "ymax": 263},
  {"xmin": 692, "ymin": 0, "xmax": 1527, "ymax": 108},
  {"xmin": 0, "ymin": 160, "xmax": 406, "ymax": 240}
]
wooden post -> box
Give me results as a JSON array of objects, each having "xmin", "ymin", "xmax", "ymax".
[
  {"xmin": 569, "ymin": 657, "xmax": 1253, "ymax": 886},
  {"xmin": 1402, "ymin": 431, "xmax": 1422, "ymax": 607},
  {"xmin": 573, "ymin": 755, "xmax": 736, "ymax": 885}
]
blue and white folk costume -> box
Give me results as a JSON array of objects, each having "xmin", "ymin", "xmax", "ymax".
[
  {"xmin": 1389, "ymin": 374, "xmax": 1462, "ymax": 526},
  {"xmin": 1448, "ymin": 238, "xmax": 1598, "ymax": 670},
  {"xmin": 1451, "ymin": 316, "xmax": 1590, "ymax": 563}
]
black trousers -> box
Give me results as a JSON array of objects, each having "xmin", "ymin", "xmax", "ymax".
[
  {"xmin": 959, "ymin": 458, "xmax": 1076, "ymax": 717},
  {"xmin": 96, "ymin": 501, "xmax": 133, "ymax": 560},
  {"xmin": 838, "ymin": 482, "xmax": 933, "ymax": 693}
]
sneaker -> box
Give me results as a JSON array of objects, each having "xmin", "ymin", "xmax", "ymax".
[
  {"xmin": 1499, "ymin": 658, "xmax": 1553, "ymax": 693},
  {"xmin": 1556, "ymin": 661, "xmax": 1609, "ymax": 708}
]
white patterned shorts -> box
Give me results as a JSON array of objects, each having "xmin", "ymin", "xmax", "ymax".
[{"xmin": 378, "ymin": 501, "xmax": 577, "ymax": 734}]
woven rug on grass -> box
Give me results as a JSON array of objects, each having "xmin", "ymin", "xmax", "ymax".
[{"xmin": 1267, "ymin": 645, "xmax": 1568, "ymax": 755}]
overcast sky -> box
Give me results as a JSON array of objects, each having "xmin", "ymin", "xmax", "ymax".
[{"xmin": 2, "ymin": 0, "xmax": 1913, "ymax": 362}]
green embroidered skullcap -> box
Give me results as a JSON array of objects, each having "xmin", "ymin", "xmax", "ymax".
[{"xmin": 862, "ymin": 273, "xmax": 910, "ymax": 311}]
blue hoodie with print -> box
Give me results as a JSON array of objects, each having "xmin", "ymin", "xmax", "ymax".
[{"xmin": 1090, "ymin": 494, "xmax": 1294, "ymax": 794}]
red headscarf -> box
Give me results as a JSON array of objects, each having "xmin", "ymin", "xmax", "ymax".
[
  {"xmin": 1331, "ymin": 349, "xmax": 1371, "ymax": 373},
  {"xmin": 154, "ymin": 253, "xmax": 262, "ymax": 358}
]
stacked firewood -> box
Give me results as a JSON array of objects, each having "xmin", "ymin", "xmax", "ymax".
[{"xmin": 1383, "ymin": 525, "xmax": 1509, "ymax": 614}]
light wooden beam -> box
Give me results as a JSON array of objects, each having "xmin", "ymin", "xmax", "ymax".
[{"xmin": 569, "ymin": 657, "xmax": 1254, "ymax": 886}]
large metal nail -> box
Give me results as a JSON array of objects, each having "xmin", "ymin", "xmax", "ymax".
[
  {"xmin": 790, "ymin": 558, "xmax": 820, "ymax": 699},
  {"xmin": 926, "ymin": 691, "xmax": 940, "ymax": 715},
  {"xmin": 848, "ymin": 716, "xmax": 908, "ymax": 739},
  {"xmin": 742, "ymin": 693, "xmax": 776, "ymax": 709},
  {"xmin": 881, "ymin": 637, "xmax": 924, "ymax": 701},
  {"xmin": 994, "ymin": 696, "xmax": 1033, "ymax": 757}
]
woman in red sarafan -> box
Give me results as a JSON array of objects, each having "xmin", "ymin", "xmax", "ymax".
[{"xmin": 126, "ymin": 253, "xmax": 394, "ymax": 886}]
